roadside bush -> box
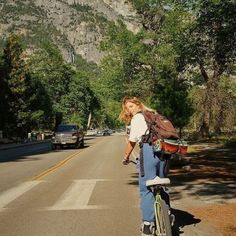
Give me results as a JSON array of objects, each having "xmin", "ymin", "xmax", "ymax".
[{"xmin": 224, "ymin": 139, "xmax": 236, "ymax": 148}]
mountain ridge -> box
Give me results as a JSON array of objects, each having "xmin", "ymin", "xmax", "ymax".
[{"xmin": 0, "ymin": 0, "xmax": 140, "ymax": 63}]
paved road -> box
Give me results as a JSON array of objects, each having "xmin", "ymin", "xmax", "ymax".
[
  {"xmin": 0, "ymin": 134, "xmax": 141, "ymax": 236},
  {"xmin": 0, "ymin": 134, "xmax": 224, "ymax": 236}
]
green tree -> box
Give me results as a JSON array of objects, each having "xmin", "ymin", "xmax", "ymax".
[
  {"xmin": 30, "ymin": 43, "xmax": 74, "ymax": 111},
  {"xmin": 1, "ymin": 33, "xmax": 32, "ymax": 137},
  {"xmin": 0, "ymin": 49, "xmax": 10, "ymax": 135},
  {"xmin": 27, "ymin": 75, "xmax": 53, "ymax": 130},
  {"xmin": 215, "ymin": 76, "xmax": 236, "ymax": 132},
  {"xmin": 60, "ymin": 71, "xmax": 100, "ymax": 129},
  {"xmin": 176, "ymin": 0, "xmax": 236, "ymax": 136},
  {"xmin": 29, "ymin": 42, "xmax": 76, "ymax": 128},
  {"xmin": 100, "ymin": 21, "xmax": 154, "ymax": 99},
  {"xmin": 190, "ymin": 76, "xmax": 236, "ymax": 135},
  {"xmin": 98, "ymin": 5, "xmax": 194, "ymax": 130},
  {"xmin": 29, "ymin": 40, "xmax": 101, "ymax": 130},
  {"xmin": 128, "ymin": 0, "xmax": 166, "ymax": 32},
  {"xmin": 150, "ymin": 67, "xmax": 194, "ymax": 137}
]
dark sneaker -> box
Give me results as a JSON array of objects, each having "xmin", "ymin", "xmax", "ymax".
[{"xmin": 141, "ymin": 222, "xmax": 155, "ymax": 236}]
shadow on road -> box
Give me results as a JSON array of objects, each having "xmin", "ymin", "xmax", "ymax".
[
  {"xmin": 127, "ymin": 172, "xmax": 139, "ymax": 186},
  {"xmin": 169, "ymin": 144, "xmax": 236, "ymax": 201},
  {"xmin": 127, "ymin": 144, "xmax": 236, "ymax": 201},
  {"xmin": 0, "ymin": 141, "xmax": 91, "ymax": 163},
  {"xmin": 171, "ymin": 208, "xmax": 201, "ymax": 235},
  {"xmin": 125, "ymin": 143, "xmax": 236, "ymax": 235}
]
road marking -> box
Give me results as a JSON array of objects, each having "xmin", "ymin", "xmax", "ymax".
[
  {"xmin": 0, "ymin": 181, "xmax": 42, "ymax": 211},
  {"xmin": 31, "ymin": 138, "xmax": 105, "ymax": 181},
  {"xmin": 31, "ymin": 150, "xmax": 82, "ymax": 180},
  {"xmin": 48, "ymin": 179, "xmax": 109, "ymax": 210}
]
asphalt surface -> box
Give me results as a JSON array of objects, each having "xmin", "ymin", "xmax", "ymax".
[
  {"xmin": 0, "ymin": 134, "xmax": 141, "ymax": 236},
  {"xmin": 0, "ymin": 134, "xmax": 227, "ymax": 236}
]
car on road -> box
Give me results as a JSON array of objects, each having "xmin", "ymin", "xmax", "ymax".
[
  {"xmin": 96, "ymin": 129, "xmax": 112, "ymax": 136},
  {"xmin": 51, "ymin": 124, "xmax": 84, "ymax": 149},
  {"xmin": 103, "ymin": 129, "xmax": 112, "ymax": 136},
  {"xmin": 86, "ymin": 129, "xmax": 97, "ymax": 136},
  {"xmin": 96, "ymin": 130, "xmax": 104, "ymax": 136}
]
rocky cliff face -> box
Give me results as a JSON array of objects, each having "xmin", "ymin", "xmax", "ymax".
[{"xmin": 0, "ymin": 0, "xmax": 140, "ymax": 63}]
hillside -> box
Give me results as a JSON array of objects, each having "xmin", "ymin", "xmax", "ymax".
[{"xmin": 0, "ymin": 0, "xmax": 140, "ymax": 63}]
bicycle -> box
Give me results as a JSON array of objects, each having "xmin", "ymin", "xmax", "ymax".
[
  {"xmin": 146, "ymin": 176, "xmax": 172, "ymax": 236},
  {"xmin": 122, "ymin": 158, "xmax": 173, "ymax": 236}
]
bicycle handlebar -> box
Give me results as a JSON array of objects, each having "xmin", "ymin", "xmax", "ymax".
[{"xmin": 122, "ymin": 158, "xmax": 137, "ymax": 165}]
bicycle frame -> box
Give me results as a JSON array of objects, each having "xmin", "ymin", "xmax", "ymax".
[{"xmin": 152, "ymin": 186, "xmax": 172, "ymax": 236}]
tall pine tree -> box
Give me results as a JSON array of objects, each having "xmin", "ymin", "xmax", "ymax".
[{"xmin": 2, "ymin": 34, "xmax": 31, "ymax": 137}]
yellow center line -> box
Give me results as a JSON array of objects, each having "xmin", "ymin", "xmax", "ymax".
[
  {"xmin": 32, "ymin": 150, "xmax": 82, "ymax": 181},
  {"xmin": 32, "ymin": 138, "xmax": 105, "ymax": 181}
]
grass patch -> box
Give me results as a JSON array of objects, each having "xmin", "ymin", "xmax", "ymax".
[{"xmin": 224, "ymin": 139, "xmax": 236, "ymax": 148}]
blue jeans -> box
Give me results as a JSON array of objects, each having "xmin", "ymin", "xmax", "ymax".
[{"xmin": 138, "ymin": 143, "xmax": 169, "ymax": 222}]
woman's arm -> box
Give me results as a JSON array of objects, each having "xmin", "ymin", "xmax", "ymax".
[{"xmin": 123, "ymin": 140, "xmax": 136, "ymax": 162}]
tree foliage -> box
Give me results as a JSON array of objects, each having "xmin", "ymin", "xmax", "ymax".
[
  {"xmin": 1, "ymin": 0, "xmax": 235, "ymax": 138},
  {"xmin": 175, "ymin": 0, "xmax": 236, "ymax": 135},
  {"xmin": 98, "ymin": 8, "xmax": 194, "ymax": 130},
  {"xmin": 0, "ymin": 34, "xmax": 33, "ymax": 136},
  {"xmin": 29, "ymin": 41, "xmax": 100, "ymax": 130},
  {"xmin": 60, "ymin": 71, "xmax": 100, "ymax": 128},
  {"xmin": 0, "ymin": 34, "xmax": 100, "ymax": 137}
]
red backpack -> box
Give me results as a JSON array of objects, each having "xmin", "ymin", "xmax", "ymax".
[
  {"xmin": 143, "ymin": 110, "xmax": 178, "ymax": 142},
  {"xmin": 142, "ymin": 110, "xmax": 188, "ymax": 155}
]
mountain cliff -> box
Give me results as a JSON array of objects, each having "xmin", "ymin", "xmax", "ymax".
[{"xmin": 0, "ymin": 0, "xmax": 140, "ymax": 63}]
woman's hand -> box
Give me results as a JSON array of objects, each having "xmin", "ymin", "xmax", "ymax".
[
  {"xmin": 122, "ymin": 140, "xmax": 136, "ymax": 165},
  {"xmin": 122, "ymin": 157, "xmax": 130, "ymax": 165}
]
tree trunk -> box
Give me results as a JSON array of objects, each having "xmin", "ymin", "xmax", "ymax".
[
  {"xmin": 214, "ymin": 99, "xmax": 226, "ymax": 134},
  {"xmin": 55, "ymin": 112, "xmax": 63, "ymax": 130},
  {"xmin": 199, "ymin": 67, "xmax": 221, "ymax": 138},
  {"xmin": 179, "ymin": 127, "xmax": 182, "ymax": 138}
]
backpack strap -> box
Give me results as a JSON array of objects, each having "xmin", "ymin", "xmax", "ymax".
[
  {"xmin": 139, "ymin": 144, "xmax": 145, "ymax": 177},
  {"xmin": 141, "ymin": 111, "xmax": 153, "ymax": 144}
]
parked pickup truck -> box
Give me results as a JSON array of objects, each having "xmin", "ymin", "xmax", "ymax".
[{"xmin": 51, "ymin": 124, "xmax": 84, "ymax": 149}]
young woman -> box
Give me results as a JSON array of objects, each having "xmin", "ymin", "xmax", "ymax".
[{"xmin": 119, "ymin": 96, "xmax": 169, "ymax": 236}]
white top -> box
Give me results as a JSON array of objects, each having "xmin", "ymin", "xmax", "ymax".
[{"xmin": 128, "ymin": 113, "xmax": 148, "ymax": 143}]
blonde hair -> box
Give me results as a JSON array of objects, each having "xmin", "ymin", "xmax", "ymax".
[{"xmin": 119, "ymin": 96, "xmax": 155, "ymax": 124}]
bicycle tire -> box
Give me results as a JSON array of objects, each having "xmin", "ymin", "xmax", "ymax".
[{"xmin": 155, "ymin": 198, "xmax": 172, "ymax": 236}]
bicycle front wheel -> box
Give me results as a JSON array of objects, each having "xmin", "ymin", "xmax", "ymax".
[{"xmin": 155, "ymin": 198, "xmax": 172, "ymax": 236}]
